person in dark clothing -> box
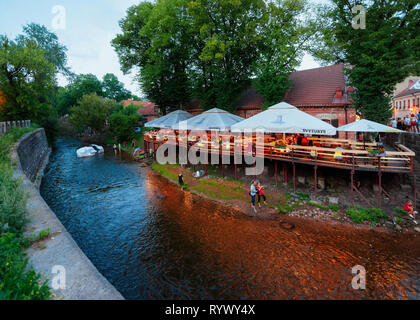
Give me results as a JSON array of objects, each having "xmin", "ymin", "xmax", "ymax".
[{"xmin": 178, "ymin": 173, "xmax": 184, "ymax": 187}]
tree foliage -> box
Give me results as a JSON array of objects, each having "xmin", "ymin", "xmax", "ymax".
[
  {"xmin": 56, "ymin": 73, "xmax": 133, "ymax": 115},
  {"xmin": 109, "ymin": 111, "xmax": 141, "ymax": 142},
  {"xmin": 310, "ymin": 0, "xmax": 420, "ymax": 123},
  {"xmin": 253, "ymin": 0, "xmax": 313, "ymax": 109},
  {"xmin": 112, "ymin": 0, "xmax": 314, "ymax": 113},
  {"xmin": 16, "ymin": 23, "xmax": 71, "ymax": 77},
  {"xmin": 102, "ymin": 73, "xmax": 132, "ymax": 102},
  {"xmin": 0, "ymin": 35, "xmax": 56, "ymax": 123},
  {"xmin": 69, "ymin": 93, "xmax": 114, "ymax": 132}
]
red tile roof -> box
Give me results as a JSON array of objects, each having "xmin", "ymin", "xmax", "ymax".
[
  {"xmin": 283, "ymin": 63, "xmax": 351, "ymax": 107},
  {"xmin": 394, "ymin": 81, "xmax": 420, "ymax": 99},
  {"xmin": 235, "ymin": 64, "xmax": 352, "ymax": 111},
  {"xmin": 122, "ymin": 100, "xmax": 158, "ymax": 116}
]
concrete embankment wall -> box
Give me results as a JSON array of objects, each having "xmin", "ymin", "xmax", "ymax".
[{"xmin": 11, "ymin": 129, "xmax": 123, "ymax": 300}]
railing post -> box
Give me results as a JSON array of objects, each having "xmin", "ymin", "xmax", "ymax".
[
  {"xmin": 378, "ymin": 157, "xmax": 382, "ymax": 208},
  {"xmin": 412, "ymin": 157, "xmax": 417, "ymax": 210}
]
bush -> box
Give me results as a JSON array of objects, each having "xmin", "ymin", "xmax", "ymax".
[
  {"xmin": 346, "ymin": 207, "xmax": 387, "ymax": 224},
  {"xmin": 109, "ymin": 112, "xmax": 141, "ymax": 142},
  {"xmin": 0, "ymin": 127, "xmax": 51, "ymax": 300},
  {"xmin": 0, "ymin": 127, "xmax": 36, "ymax": 233},
  {"xmin": 0, "ymin": 233, "xmax": 51, "ymax": 300}
]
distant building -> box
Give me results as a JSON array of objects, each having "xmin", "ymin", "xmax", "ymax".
[
  {"xmin": 121, "ymin": 99, "xmax": 159, "ymax": 123},
  {"xmin": 185, "ymin": 63, "xmax": 356, "ymax": 138},
  {"xmin": 392, "ymin": 78, "xmax": 420, "ymax": 120}
]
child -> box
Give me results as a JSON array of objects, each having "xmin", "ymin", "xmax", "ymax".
[
  {"xmin": 256, "ymin": 181, "xmax": 267, "ymax": 208},
  {"xmin": 403, "ymin": 200, "xmax": 418, "ymax": 224}
]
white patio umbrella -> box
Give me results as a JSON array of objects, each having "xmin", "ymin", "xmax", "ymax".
[
  {"xmin": 336, "ymin": 119, "xmax": 402, "ymax": 133},
  {"xmin": 178, "ymin": 108, "xmax": 244, "ymax": 131},
  {"xmin": 145, "ymin": 110, "xmax": 193, "ymax": 129},
  {"xmin": 337, "ymin": 119, "xmax": 402, "ymax": 149},
  {"xmin": 231, "ymin": 102, "xmax": 337, "ymax": 135}
]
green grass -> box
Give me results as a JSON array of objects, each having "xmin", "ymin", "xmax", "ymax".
[
  {"xmin": 345, "ymin": 207, "xmax": 387, "ymax": 224},
  {"xmin": 151, "ymin": 163, "xmax": 179, "ymax": 182},
  {"xmin": 0, "ymin": 126, "xmax": 51, "ymax": 300},
  {"xmin": 194, "ymin": 178, "xmax": 245, "ymax": 201},
  {"xmin": 394, "ymin": 208, "xmax": 406, "ymax": 218}
]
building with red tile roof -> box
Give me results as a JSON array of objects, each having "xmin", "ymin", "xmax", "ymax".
[
  {"xmin": 122, "ymin": 99, "xmax": 159, "ymax": 123},
  {"xmin": 184, "ymin": 64, "xmax": 356, "ymax": 137},
  {"xmin": 392, "ymin": 78, "xmax": 420, "ymax": 119},
  {"xmin": 236, "ymin": 64, "xmax": 355, "ymax": 128}
]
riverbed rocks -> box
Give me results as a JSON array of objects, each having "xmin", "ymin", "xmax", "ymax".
[{"xmin": 279, "ymin": 221, "xmax": 295, "ymax": 230}]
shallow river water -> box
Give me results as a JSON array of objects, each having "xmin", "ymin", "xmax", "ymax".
[{"xmin": 40, "ymin": 137, "xmax": 420, "ymax": 300}]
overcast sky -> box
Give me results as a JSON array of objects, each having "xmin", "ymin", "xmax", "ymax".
[{"xmin": 1, "ymin": 0, "xmax": 329, "ymax": 97}]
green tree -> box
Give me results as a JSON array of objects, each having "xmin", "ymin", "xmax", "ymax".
[
  {"xmin": 112, "ymin": 0, "xmax": 193, "ymax": 114},
  {"xmin": 102, "ymin": 73, "xmax": 132, "ymax": 102},
  {"xmin": 0, "ymin": 36, "xmax": 56, "ymax": 123},
  {"xmin": 56, "ymin": 74, "xmax": 104, "ymax": 115},
  {"xmin": 310, "ymin": 0, "xmax": 420, "ymax": 123},
  {"xmin": 16, "ymin": 23, "xmax": 71, "ymax": 77},
  {"xmin": 187, "ymin": 0, "xmax": 267, "ymax": 112},
  {"xmin": 69, "ymin": 93, "xmax": 114, "ymax": 132},
  {"xmin": 253, "ymin": 0, "xmax": 314, "ymax": 109},
  {"xmin": 109, "ymin": 111, "xmax": 141, "ymax": 142}
]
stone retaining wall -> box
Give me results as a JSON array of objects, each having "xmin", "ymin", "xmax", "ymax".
[{"xmin": 11, "ymin": 129, "xmax": 124, "ymax": 300}]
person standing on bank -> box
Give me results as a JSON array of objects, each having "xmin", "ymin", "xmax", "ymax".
[
  {"xmin": 250, "ymin": 181, "xmax": 258, "ymax": 214},
  {"xmin": 256, "ymin": 181, "xmax": 267, "ymax": 208},
  {"xmin": 178, "ymin": 172, "xmax": 184, "ymax": 188}
]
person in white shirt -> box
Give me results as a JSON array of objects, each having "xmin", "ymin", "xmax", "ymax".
[{"xmin": 391, "ymin": 118, "xmax": 397, "ymax": 128}]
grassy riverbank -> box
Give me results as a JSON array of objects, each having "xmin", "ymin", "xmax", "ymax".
[
  {"xmin": 0, "ymin": 127, "xmax": 51, "ymax": 300},
  {"xmin": 149, "ymin": 163, "xmax": 416, "ymax": 231}
]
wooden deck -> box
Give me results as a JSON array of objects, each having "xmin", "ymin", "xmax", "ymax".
[
  {"xmin": 143, "ymin": 131, "xmax": 417, "ymax": 208},
  {"xmin": 143, "ymin": 132, "xmax": 415, "ymax": 174}
]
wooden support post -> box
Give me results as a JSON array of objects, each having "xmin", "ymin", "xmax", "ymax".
[
  {"xmin": 314, "ymin": 164, "xmax": 318, "ymax": 200},
  {"xmin": 206, "ymin": 164, "xmax": 208, "ymax": 177},
  {"xmin": 351, "ymin": 155, "xmax": 355, "ymax": 206},
  {"xmin": 222, "ymin": 163, "xmax": 225, "ymax": 178},
  {"xmin": 378, "ymin": 157, "xmax": 382, "ymax": 208},
  {"xmin": 414, "ymin": 173, "xmax": 417, "ymax": 211},
  {"xmin": 293, "ymin": 162, "xmax": 296, "ymax": 194},
  {"xmin": 235, "ymin": 163, "xmax": 237, "ymax": 180},
  {"xmin": 275, "ymin": 161, "xmax": 278, "ymax": 185}
]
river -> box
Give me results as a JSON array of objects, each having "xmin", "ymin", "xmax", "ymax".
[{"xmin": 40, "ymin": 137, "xmax": 420, "ymax": 300}]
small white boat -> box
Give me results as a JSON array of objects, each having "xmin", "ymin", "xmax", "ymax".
[
  {"xmin": 91, "ymin": 144, "xmax": 104, "ymax": 154},
  {"xmin": 77, "ymin": 147, "xmax": 97, "ymax": 158}
]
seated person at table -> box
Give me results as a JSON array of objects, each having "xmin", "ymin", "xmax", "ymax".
[{"xmin": 296, "ymin": 134, "xmax": 303, "ymax": 145}]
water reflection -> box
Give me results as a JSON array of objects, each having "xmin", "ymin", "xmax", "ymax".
[{"xmin": 40, "ymin": 137, "xmax": 420, "ymax": 300}]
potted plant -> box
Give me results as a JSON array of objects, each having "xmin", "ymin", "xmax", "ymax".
[{"xmin": 367, "ymin": 148, "xmax": 385, "ymax": 157}]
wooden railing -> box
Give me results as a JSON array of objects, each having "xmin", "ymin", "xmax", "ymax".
[{"xmin": 0, "ymin": 120, "xmax": 31, "ymax": 136}]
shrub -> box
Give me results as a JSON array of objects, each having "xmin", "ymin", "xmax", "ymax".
[
  {"xmin": 0, "ymin": 127, "xmax": 51, "ymax": 300},
  {"xmin": 109, "ymin": 112, "xmax": 140, "ymax": 142},
  {"xmin": 346, "ymin": 207, "xmax": 387, "ymax": 224},
  {"xmin": 0, "ymin": 233, "xmax": 51, "ymax": 300}
]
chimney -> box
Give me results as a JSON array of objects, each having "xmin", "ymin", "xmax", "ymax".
[{"xmin": 336, "ymin": 87, "xmax": 343, "ymax": 100}]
